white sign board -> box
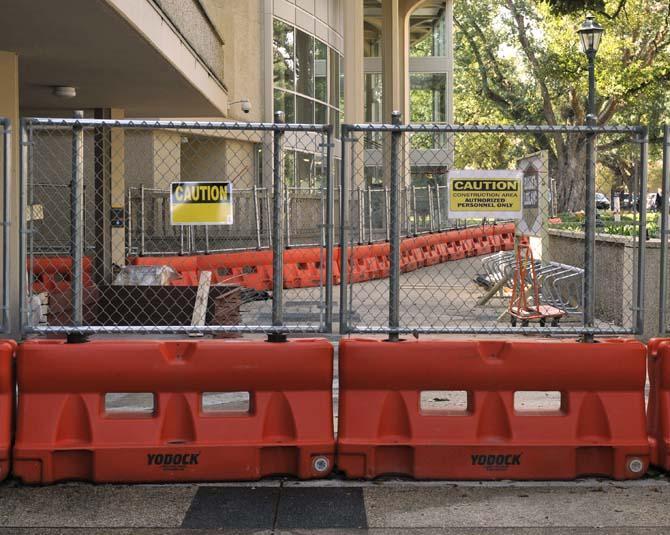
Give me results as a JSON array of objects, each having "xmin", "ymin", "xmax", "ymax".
[{"xmin": 447, "ymin": 170, "xmax": 524, "ymax": 220}]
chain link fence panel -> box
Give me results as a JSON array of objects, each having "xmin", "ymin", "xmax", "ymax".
[
  {"xmin": 339, "ymin": 121, "xmax": 647, "ymax": 336},
  {"xmin": 21, "ymin": 118, "xmax": 333, "ymax": 336}
]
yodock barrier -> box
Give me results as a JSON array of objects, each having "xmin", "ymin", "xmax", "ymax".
[
  {"xmin": 647, "ymin": 339, "xmax": 670, "ymax": 471},
  {"xmin": 0, "ymin": 341, "xmax": 15, "ymax": 481},
  {"xmin": 13, "ymin": 339, "xmax": 334, "ymax": 483},
  {"xmin": 337, "ymin": 338, "xmax": 649, "ymax": 480},
  {"xmin": 128, "ymin": 223, "xmax": 515, "ymax": 290}
]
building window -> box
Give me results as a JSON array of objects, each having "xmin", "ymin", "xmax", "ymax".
[
  {"xmin": 315, "ymin": 40, "xmax": 328, "ymax": 102},
  {"xmin": 295, "ymin": 30, "xmax": 315, "ymax": 97},
  {"xmin": 272, "ymin": 18, "xmax": 341, "ymax": 130},
  {"xmin": 410, "ymin": 73, "xmax": 447, "ymax": 148},
  {"xmin": 274, "ymin": 88, "xmax": 295, "ymax": 122},
  {"xmin": 409, "ymin": 8, "xmax": 446, "ymax": 57},
  {"xmin": 273, "ymin": 20, "xmax": 294, "ymax": 89},
  {"xmin": 273, "ymin": 17, "xmax": 343, "ymax": 187}
]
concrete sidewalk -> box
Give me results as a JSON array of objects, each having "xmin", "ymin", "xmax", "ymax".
[{"xmin": 1, "ymin": 477, "xmax": 670, "ymax": 534}]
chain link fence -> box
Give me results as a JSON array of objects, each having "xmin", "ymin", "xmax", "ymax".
[
  {"xmin": 0, "ymin": 118, "xmax": 9, "ymax": 333},
  {"xmin": 339, "ymin": 120, "xmax": 648, "ymax": 336},
  {"xmin": 21, "ymin": 117, "xmax": 333, "ymax": 335},
  {"xmin": 18, "ymin": 116, "xmax": 649, "ymax": 338}
]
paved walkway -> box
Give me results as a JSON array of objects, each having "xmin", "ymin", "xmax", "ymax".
[{"xmin": 1, "ymin": 477, "xmax": 670, "ymax": 533}]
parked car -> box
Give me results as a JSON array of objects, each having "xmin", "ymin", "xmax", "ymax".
[
  {"xmin": 619, "ymin": 192, "xmax": 637, "ymax": 211},
  {"xmin": 595, "ymin": 192, "xmax": 610, "ymax": 210}
]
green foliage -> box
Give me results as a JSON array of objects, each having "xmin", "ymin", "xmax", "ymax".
[
  {"xmin": 545, "ymin": 0, "xmax": 605, "ymax": 15},
  {"xmin": 549, "ymin": 212, "xmax": 661, "ymax": 237},
  {"xmin": 454, "ymin": 0, "xmax": 670, "ymax": 207}
]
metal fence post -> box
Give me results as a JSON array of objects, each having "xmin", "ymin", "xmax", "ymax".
[
  {"xmin": 253, "ymin": 184, "xmax": 262, "ymax": 249},
  {"xmin": 271, "ymin": 111, "xmax": 285, "ymax": 339},
  {"xmin": 412, "ymin": 185, "xmax": 418, "ymax": 236},
  {"xmin": 18, "ymin": 120, "xmax": 28, "ymax": 334},
  {"xmin": 636, "ymin": 127, "xmax": 648, "ymax": 335},
  {"xmin": 659, "ymin": 125, "xmax": 670, "ymax": 335},
  {"xmin": 70, "ymin": 111, "xmax": 85, "ymax": 331},
  {"xmin": 139, "ymin": 185, "xmax": 145, "ymax": 256},
  {"xmin": 126, "ymin": 188, "xmax": 133, "ymax": 256},
  {"xmin": 582, "ymin": 117, "xmax": 597, "ymax": 341},
  {"xmin": 1, "ymin": 119, "xmax": 9, "ymax": 332},
  {"xmin": 285, "ymin": 185, "xmax": 291, "ymax": 248},
  {"xmin": 384, "ymin": 186, "xmax": 390, "ymax": 241},
  {"xmin": 325, "ymin": 125, "xmax": 334, "ymax": 332},
  {"xmin": 357, "ymin": 186, "xmax": 364, "ymax": 244},
  {"xmin": 428, "ymin": 184, "xmax": 435, "ymax": 233},
  {"xmin": 367, "ymin": 186, "xmax": 373, "ymax": 243},
  {"xmin": 436, "ymin": 184, "xmax": 443, "ymax": 231},
  {"xmin": 339, "ymin": 126, "xmax": 351, "ymax": 334},
  {"xmin": 389, "ymin": 112, "xmax": 402, "ymax": 341}
]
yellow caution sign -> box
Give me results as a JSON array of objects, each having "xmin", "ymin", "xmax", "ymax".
[
  {"xmin": 447, "ymin": 170, "xmax": 523, "ymax": 220},
  {"xmin": 170, "ymin": 181, "xmax": 233, "ymax": 225}
]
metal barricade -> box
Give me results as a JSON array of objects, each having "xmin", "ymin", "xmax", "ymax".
[
  {"xmin": 339, "ymin": 118, "xmax": 647, "ymax": 336},
  {"xmin": 20, "ymin": 117, "xmax": 333, "ymax": 336}
]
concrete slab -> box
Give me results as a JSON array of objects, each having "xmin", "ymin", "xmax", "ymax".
[
  {"xmin": 1, "ymin": 480, "xmax": 670, "ymax": 533},
  {"xmin": 0, "ymin": 484, "xmax": 197, "ymax": 528},
  {"xmin": 363, "ymin": 485, "xmax": 670, "ymax": 529}
]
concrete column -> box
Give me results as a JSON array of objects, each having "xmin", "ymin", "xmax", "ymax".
[
  {"xmin": 93, "ymin": 108, "xmax": 125, "ymax": 283},
  {"xmin": 110, "ymin": 109, "xmax": 125, "ymax": 269},
  {"xmin": 0, "ymin": 52, "xmax": 19, "ymax": 337},
  {"xmin": 152, "ymin": 132, "xmax": 181, "ymax": 189},
  {"xmin": 343, "ymin": 0, "xmax": 364, "ymax": 124},
  {"xmin": 151, "ymin": 131, "xmax": 181, "ymax": 242},
  {"xmin": 445, "ymin": 0, "xmax": 454, "ymax": 124},
  {"xmin": 381, "ymin": 0, "xmax": 404, "ymax": 120}
]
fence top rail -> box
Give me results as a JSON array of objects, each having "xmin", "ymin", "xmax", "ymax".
[
  {"xmin": 342, "ymin": 122, "xmax": 645, "ymax": 135},
  {"xmin": 23, "ymin": 117, "xmax": 332, "ymax": 133}
]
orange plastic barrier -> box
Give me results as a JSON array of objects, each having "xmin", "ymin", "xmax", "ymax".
[
  {"xmin": 200, "ymin": 251, "xmax": 273, "ymax": 290},
  {"xmin": 31, "ymin": 257, "xmax": 93, "ymax": 293},
  {"xmin": 444, "ymin": 230, "xmax": 466, "ymax": 260},
  {"xmin": 128, "ymin": 224, "xmax": 516, "ymax": 290},
  {"xmin": 647, "ymin": 338, "xmax": 670, "ymax": 471},
  {"xmin": 498, "ymin": 223, "xmax": 516, "ymax": 251},
  {"xmin": 14, "ymin": 339, "xmax": 334, "ymax": 484},
  {"xmin": 337, "ymin": 338, "xmax": 649, "ymax": 480},
  {"xmin": 0, "ymin": 341, "xmax": 15, "ymax": 481}
]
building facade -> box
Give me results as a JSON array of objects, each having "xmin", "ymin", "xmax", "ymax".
[{"xmin": 0, "ymin": 0, "xmax": 452, "ymax": 334}]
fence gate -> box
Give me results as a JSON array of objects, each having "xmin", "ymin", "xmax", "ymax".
[
  {"xmin": 0, "ymin": 118, "xmax": 9, "ymax": 333},
  {"xmin": 20, "ymin": 117, "xmax": 333, "ymax": 336},
  {"xmin": 339, "ymin": 118, "xmax": 648, "ymax": 337}
]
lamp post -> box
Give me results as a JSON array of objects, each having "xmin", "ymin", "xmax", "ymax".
[
  {"xmin": 577, "ymin": 14, "xmax": 603, "ymax": 341},
  {"xmin": 577, "ymin": 14, "xmax": 604, "ymax": 121}
]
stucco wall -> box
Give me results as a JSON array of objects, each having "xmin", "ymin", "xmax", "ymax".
[
  {"xmin": 199, "ymin": 0, "xmax": 265, "ymax": 121},
  {"xmin": 154, "ymin": 0, "xmax": 225, "ymax": 84}
]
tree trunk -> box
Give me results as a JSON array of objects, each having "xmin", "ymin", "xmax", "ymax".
[{"xmin": 553, "ymin": 134, "xmax": 588, "ymax": 214}]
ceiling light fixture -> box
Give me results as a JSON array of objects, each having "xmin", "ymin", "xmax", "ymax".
[{"xmin": 52, "ymin": 86, "xmax": 77, "ymax": 98}]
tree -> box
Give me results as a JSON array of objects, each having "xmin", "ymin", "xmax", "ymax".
[{"xmin": 454, "ymin": 0, "xmax": 670, "ymax": 212}]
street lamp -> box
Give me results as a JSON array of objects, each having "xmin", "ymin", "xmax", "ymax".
[
  {"xmin": 577, "ymin": 14, "xmax": 604, "ymax": 123},
  {"xmin": 577, "ymin": 14, "xmax": 604, "ymax": 341}
]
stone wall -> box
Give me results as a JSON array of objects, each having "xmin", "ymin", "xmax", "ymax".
[{"xmin": 546, "ymin": 229, "xmax": 662, "ymax": 340}]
